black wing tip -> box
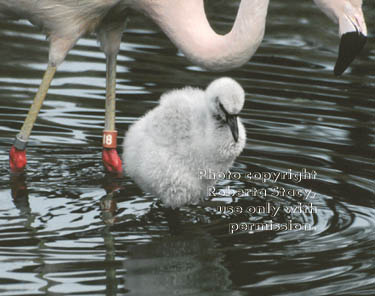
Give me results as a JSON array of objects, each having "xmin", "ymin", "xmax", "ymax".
[{"xmin": 334, "ymin": 31, "xmax": 367, "ymax": 76}]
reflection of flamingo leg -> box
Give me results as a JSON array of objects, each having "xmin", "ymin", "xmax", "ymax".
[
  {"xmin": 9, "ymin": 65, "xmax": 57, "ymax": 172},
  {"xmin": 10, "ymin": 173, "xmax": 29, "ymax": 200},
  {"xmin": 102, "ymin": 53, "xmax": 122, "ymax": 175}
]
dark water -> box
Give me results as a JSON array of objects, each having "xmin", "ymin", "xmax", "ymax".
[{"xmin": 0, "ymin": 1, "xmax": 374, "ymax": 295}]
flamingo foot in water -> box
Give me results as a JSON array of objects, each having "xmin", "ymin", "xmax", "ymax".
[
  {"xmin": 9, "ymin": 146, "xmax": 27, "ymax": 173},
  {"xmin": 102, "ymin": 148, "xmax": 123, "ymax": 176}
]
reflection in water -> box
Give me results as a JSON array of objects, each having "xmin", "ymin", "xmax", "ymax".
[
  {"xmin": 10, "ymin": 173, "xmax": 28, "ymax": 201},
  {"xmin": 3, "ymin": 174, "xmax": 126, "ymax": 294},
  {"xmin": 125, "ymin": 232, "xmax": 234, "ymax": 296},
  {"xmin": 0, "ymin": 0, "xmax": 374, "ymax": 295},
  {"xmin": 101, "ymin": 174, "xmax": 125, "ymax": 226},
  {"xmin": 103, "ymin": 227, "xmax": 119, "ymax": 296}
]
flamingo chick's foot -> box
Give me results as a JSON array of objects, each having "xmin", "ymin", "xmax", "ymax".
[
  {"xmin": 102, "ymin": 148, "xmax": 123, "ymax": 175},
  {"xmin": 9, "ymin": 146, "xmax": 27, "ymax": 173}
]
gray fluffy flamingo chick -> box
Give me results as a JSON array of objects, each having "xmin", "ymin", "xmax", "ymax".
[{"xmin": 123, "ymin": 77, "xmax": 246, "ymax": 208}]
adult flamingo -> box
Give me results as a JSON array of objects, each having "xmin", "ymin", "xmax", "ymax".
[{"xmin": 1, "ymin": 0, "xmax": 367, "ymax": 174}]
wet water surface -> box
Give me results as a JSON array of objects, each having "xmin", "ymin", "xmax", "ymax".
[{"xmin": 0, "ymin": 1, "xmax": 374, "ymax": 295}]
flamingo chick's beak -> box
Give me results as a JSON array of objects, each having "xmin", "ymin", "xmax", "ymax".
[
  {"xmin": 334, "ymin": 11, "xmax": 367, "ymax": 76},
  {"xmin": 227, "ymin": 114, "xmax": 239, "ymax": 142}
]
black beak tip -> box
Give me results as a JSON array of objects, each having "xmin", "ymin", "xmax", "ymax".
[{"xmin": 334, "ymin": 31, "xmax": 367, "ymax": 76}]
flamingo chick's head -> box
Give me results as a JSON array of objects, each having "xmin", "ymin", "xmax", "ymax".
[{"xmin": 206, "ymin": 77, "xmax": 245, "ymax": 142}]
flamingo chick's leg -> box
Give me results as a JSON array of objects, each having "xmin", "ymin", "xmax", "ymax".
[
  {"xmin": 9, "ymin": 65, "xmax": 57, "ymax": 173},
  {"xmin": 102, "ymin": 53, "xmax": 123, "ymax": 174}
]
